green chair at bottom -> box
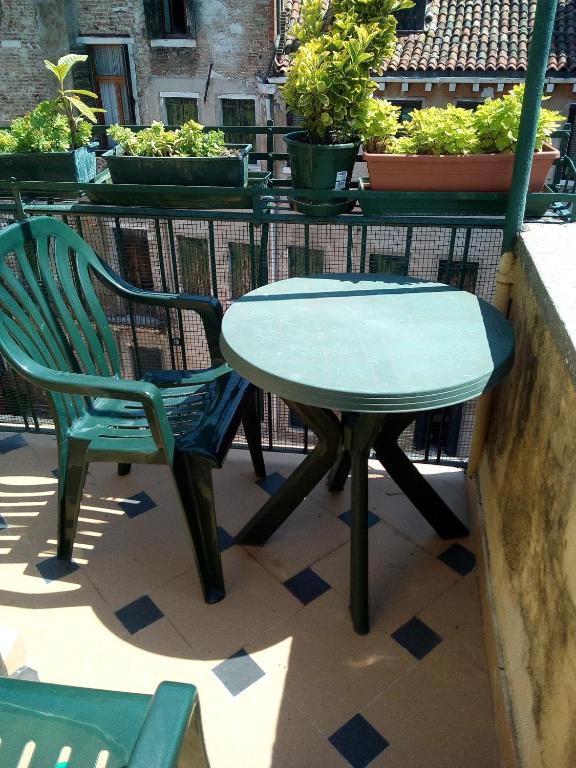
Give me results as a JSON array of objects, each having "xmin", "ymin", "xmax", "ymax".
[
  {"xmin": 0, "ymin": 216, "xmax": 266, "ymax": 604},
  {"xmin": 0, "ymin": 677, "xmax": 211, "ymax": 767}
]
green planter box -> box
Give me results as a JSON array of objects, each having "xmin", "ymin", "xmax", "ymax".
[
  {"xmin": 82, "ymin": 169, "xmax": 270, "ymax": 209},
  {"xmin": 0, "ymin": 146, "xmax": 96, "ymax": 183},
  {"xmin": 104, "ymin": 144, "xmax": 252, "ymax": 187},
  {"xmin": 358, "ymin": 177, "xmax": 556, "ymax": 218}
]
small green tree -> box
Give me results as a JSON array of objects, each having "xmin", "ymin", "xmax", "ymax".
[{"xmin": 282, "ymin": 0, "xmax": 413, "ymax": 144}]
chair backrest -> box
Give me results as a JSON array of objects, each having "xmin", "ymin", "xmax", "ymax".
[{"xmin": 0, "ymin": 216, "xmax": 123, "ymax": 439}]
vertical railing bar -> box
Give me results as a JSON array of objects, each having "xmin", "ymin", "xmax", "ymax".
[
  {"xmin": 423, "ymin": 413, "xmax": 432, "ymax": 462},
  {"xmin": 304, "ymin": 222, "xmax": 310, "ymax": 274},
  {"xmin": 346, "ymin": 225, "xmax": 353, "ymax": 272},
  {"xmin": 249, "ymin": 223, "xmax": 257, "ymax": 290},
  {"xmin": 113, "ymin": 218, "xmax": 140, "ymax": 378},
  {"xmin": 404, "ymin": 226, "xmax": 413, "ymax": 272},
  {"xmin": 435, "ymin": 408, "xmax": 446, "ymax": 463},
  {"xmin": 360, "ymin": 225, "xmax": 368, "ymax": 273},
  {"xmin": 154, "ymin": 220, "xmax": 177, "ymax": 370},
  {"xmin": 25, "ymin": 382, "xmax": 40, "ymax": 431},
  {"xmin": 208, "ymin": 221, "xmax": 218, "ymax": 298},
  {"xmin": 459, "ymin": 228, "xmax": 473, "ymax": 290},
  {"xmin": 258, "ymin": 223, "xmax": 269, "ymax": 286},
  {"xmin": 167, "ymin": 219, "xmax": 188, "ymax": 370},
  {"xmin": 267, "ymin": 391, "xmax": 273, "ymax": 451}
]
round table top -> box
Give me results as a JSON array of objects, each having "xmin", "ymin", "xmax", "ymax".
[{"xmin": 220, "ymin": 274, "xmax": 515, "ymax": 413}]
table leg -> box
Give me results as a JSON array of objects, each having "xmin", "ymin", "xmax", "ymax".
[
  {"xmin": 373, "ymin": 413, "xmax": 469, "ymax": 539},
  {"xmin": 348, "ymin": 414, "xmax": 386, "ymax": 635},
  {"xmin": 326, "ymin": 413, "xmax": 354, "ymax": 492},
  {"xmin": 236, "ymin": 401, "xmax": 342, "ymax": 546}
]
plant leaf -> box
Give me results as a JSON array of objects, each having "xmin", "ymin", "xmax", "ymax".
[
  {"xmin": 65, "ymin": 95, "xmax": 103, "ymax": 122},
  {"xmin": 64, "ymin": 89, "xmax": 99, "ymax": 99}
]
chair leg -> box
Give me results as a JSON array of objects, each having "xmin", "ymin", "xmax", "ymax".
[
  {"xmin": 117, "ymin": 462, "xmax": 132, "ymax": 476},
  {"xmin": 57, "ymin": 441, "xmax": 89, "ymax": 560},
  {"xmin": 171, "ymin": 453, "xmax": 225, "ymax": 604},
  {"xmin": 241, "ymin": 388, "xmax": 266, "ymax": 479}
]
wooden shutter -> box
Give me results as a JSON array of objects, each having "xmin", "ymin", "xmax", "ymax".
[
  {"xmin": 228, "ymin": 242, "xmax": 254, "ymax": 299},
  {"xmin": 143, "ymin": 0, "xmax": 162, "ymax": 38},
  {"xmin": 166, "ymin": 98, "xmax": 199, "ymax": 126},
  {"xmin": 288, "ymin": 246, "xmax": 324, "ymax": 277},
  {"xmin": 368, "ymin": 253, "xmax": 409, "ymax": 275},
  {"xmin": 185, "ymin": 0, "xmax": 196, "ymax": 36},
  {"xmin": 437, "ymin": 259, "xmax": 479, "ymax": 292},
  {"xmin": 179, "ymin": 237, "xmax": 211, "ymax": 295}
]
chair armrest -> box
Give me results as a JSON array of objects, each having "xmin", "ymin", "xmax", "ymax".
[
  {"xmin": 1, "ymin": 340, "xmax": 174, "ymax": 459},
  {"xmin": 127, "ymin": 682, "xmax": 211, "ymax": 768},
  {"xmin": 93, "ymin": 259, "xmax": 224, "ymax": 365}
]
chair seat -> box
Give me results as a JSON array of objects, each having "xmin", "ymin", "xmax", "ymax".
[{"xmin": 70, "ymin": 367, "xmax": 252, "ymax": 466}]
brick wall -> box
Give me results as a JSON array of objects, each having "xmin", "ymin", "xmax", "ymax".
[{"xmin": 1, "ymin": 0, "xmax": 276, "ymax": 125}]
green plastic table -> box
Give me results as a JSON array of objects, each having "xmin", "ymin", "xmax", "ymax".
[{"xmin": 221, "ymin": 274, "xmax": 515, "ymax": 633}]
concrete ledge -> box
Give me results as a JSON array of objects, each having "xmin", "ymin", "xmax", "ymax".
[
  {"xmin": 516, "ymin": 222, "xmax": 576, "ymax": 387},
  {"xmin": 150, "ymin": 39, "xmax": 197, "ymax": 48}
]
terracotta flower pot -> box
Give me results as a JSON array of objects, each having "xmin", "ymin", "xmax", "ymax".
[{"xmin": 363, "ymin": 143, "xmax": 560, "ymax": 193}]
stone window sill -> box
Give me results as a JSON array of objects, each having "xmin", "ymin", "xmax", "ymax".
[{"xmin": 150, "ymin": 39, "xmax": 196, "ymax": 48}]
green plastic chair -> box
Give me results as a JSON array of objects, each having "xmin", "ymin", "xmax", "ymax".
[
  {"xmin": 0, "ymin": 216, "xmax": 265, "ymax": 603},
  {"xmin": 0, "ymin": 677, "xmax": 211, "ymax": 767}
]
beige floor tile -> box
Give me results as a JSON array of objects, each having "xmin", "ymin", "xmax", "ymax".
[
  {"xmin": 243, "ymin": 495, "xmax": 350, "ymax": 582},
  {"xmin": 313, "ymin": 521, "xmax": 460, "ymax": 634},
  {"xmin": 201, "ymin": 671, "xmax": 349, "ymax": 768},
  {"xmin": 363, "ymin": 640, "xmax": 501, "ymax": 768},
  {"xmin": 370, "ymin": 464, "xmax": 472, "ymax": 557},
  {"xmin": 418, "ymin": 571, "xmax": 488, "ymax": 672},
  {"xmin": 246, "ymin": 590, "xmax": 415, "ymax": 735},
  {"xmin": 151, "ymin": 547, "xmax": 303, "ymax": 660}
]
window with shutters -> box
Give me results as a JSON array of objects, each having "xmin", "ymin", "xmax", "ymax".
[
  {"xmin": 131, "ymin": 346, "xmax": 163, "ymax": 378},
  {"xmin": 144, "ymin": 0, "xmax": 196, "ymax": 39},
  {"xmin": 437, "ymin": 259, "xmax": 479, "ymax": 292},
  {"xmin": 164, "ymin": 96, "xmax": 199, "ymax": 126},
  {"xmin": 179, "ymin": 237, "xmax": 211, "ymax": 295},
  {"xmin": 228, "ymin": 242, "xmax": 254, "ymax": 299},
  {"xmin": 396, "ymin": 0, "xmax": 427, "ymax": 32},
  {"xmin": 368, "ymin": 253, "xmax": 408, "ymax": 275},
  {"xmin": 221, "ymin": 98, "xmax": 257, "ymax": 149},
  {"xmin": 387, "ymin": 99, "xmax": 422, "ymax": 123},
  {"xmin": 115, "ymin": 229, "xmax": 154, "ymax": 290},
  {"xmin": 567, "ymin": 103, "xmax": 576, "ymax": 159},
  {"xmin": 456, "ymin": 100, "xmax": 483, "ymax": 111},
  {"xmin": 90, "ymin": 45, "xmax": 135, "ymax": 126},
  {"xmin": 288, "ymin": 246, "xmax": 324, "ymax": 277}
]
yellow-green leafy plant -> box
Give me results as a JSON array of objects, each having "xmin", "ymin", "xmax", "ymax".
[
  {"xmin": 363, "ymin": 85, "xmax": 563, "ymax": 156},
  {"xmin": 282, "ymin": 0, "xmax": 413, "ymax": 144},
  {"xmin": 474, "ymin": 84, "xmax": 563, "ymax": 153},
  {"xmin": 0, "ymin": 54, "xmax": 104, "ymax": 154},
  {"xmin": 361, "ymin": 98, "xmax": 401, "ymax": 153},
  {"xmin": 107, "ymin": 120, "xmax": 232, "ymax": 157}
]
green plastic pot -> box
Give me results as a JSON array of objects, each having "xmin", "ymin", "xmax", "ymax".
[
  {"xmin": 284, "ymin": 131, "xmax": 359, "ymax": 216},
  {"xmin": 0, "ymin": 146, "xmax": 96, "ymax": 183},
  {"xmin": 104, "ymin": 144, "xmax": 251, "ymax": 187}
]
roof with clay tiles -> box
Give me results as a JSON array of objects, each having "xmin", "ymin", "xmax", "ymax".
[{"xmin": 272, "ymin": 0, "xmax": 576, "ymax": 76}]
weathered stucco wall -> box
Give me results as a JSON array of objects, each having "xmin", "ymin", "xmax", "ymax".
[{"xmin": 478, "ymin": 224, "xmax": 576, "ymax": 767}]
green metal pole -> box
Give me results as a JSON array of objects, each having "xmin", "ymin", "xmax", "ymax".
[
  {"xmin": 502, "ymin": 0, "xmax": 559, "ymax": 251},
  {"xmin": 469, "ymin": 0, "xmax": 558, "ymax": 477}
]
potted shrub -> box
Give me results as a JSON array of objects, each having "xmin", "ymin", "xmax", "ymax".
[
  {"xmin": 105, "ymin": 121, "xmax": 252, "ymax": 187},
  {"xmin": 362, "ymin": 85, "xmax": 562, "ymax": 193},
  {"xmin": 0, "ymin": 54, "xmax": 103, "ymax": 183},
  {"xmin": 281, "ymin": 0, "xmax": 413, "ymax": 215}
]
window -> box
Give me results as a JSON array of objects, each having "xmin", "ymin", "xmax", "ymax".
[
  {"xmin": 115, "ymin": 229, "xmax": 154, "ymax": 290},
  {"xmin": 368, "ymin": 253, "xmax": 408, "ymax": 275},
  {"xmin": 568, "ymin": 103, "xmax": 576, "ymax": 159},
  {"xmin": 228, "ymin": 242, "xmax": 254, "ymax": 299},
  {"xmin": 388, "ymin": 99, "xmax": 422, "ymax": 122},
  {"xmin": 164, "ymin": 97, "xmax": 198, "ymax": 126},
  {"xmin": 396, "ymin": 0, "xmax": 427, "ymax": 32},
  {"xmin": 90, "ymin": 45, "xmax": 135, "ymax": 126},
  {"xmin": 221, "ymin": 98, "xmax": 257, "ymax": 149},
  {"xmin": 456, "ymin": 100, "xmax": 482, "ymax": 111},
  {"xmin": 412, "ymin": 406, "xmax": 463, "ymax": 458},
  {"xmin": 437, "ymin": 259, "xmax": 479, "ymax": 292},
  {"xmin": 131, "ymin": 346, "xmax": 163, "ymax": 378},
  {"xmin": 144, "ymin": 0, "xmax": 196, "ymax": 38},
  {"xmin": 179, "ymin": 237, "xmax": 211, "ymax": 295},
  {"xmin": 288, "ymin": 246, "xmax": 324, "ymax": 277}
]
